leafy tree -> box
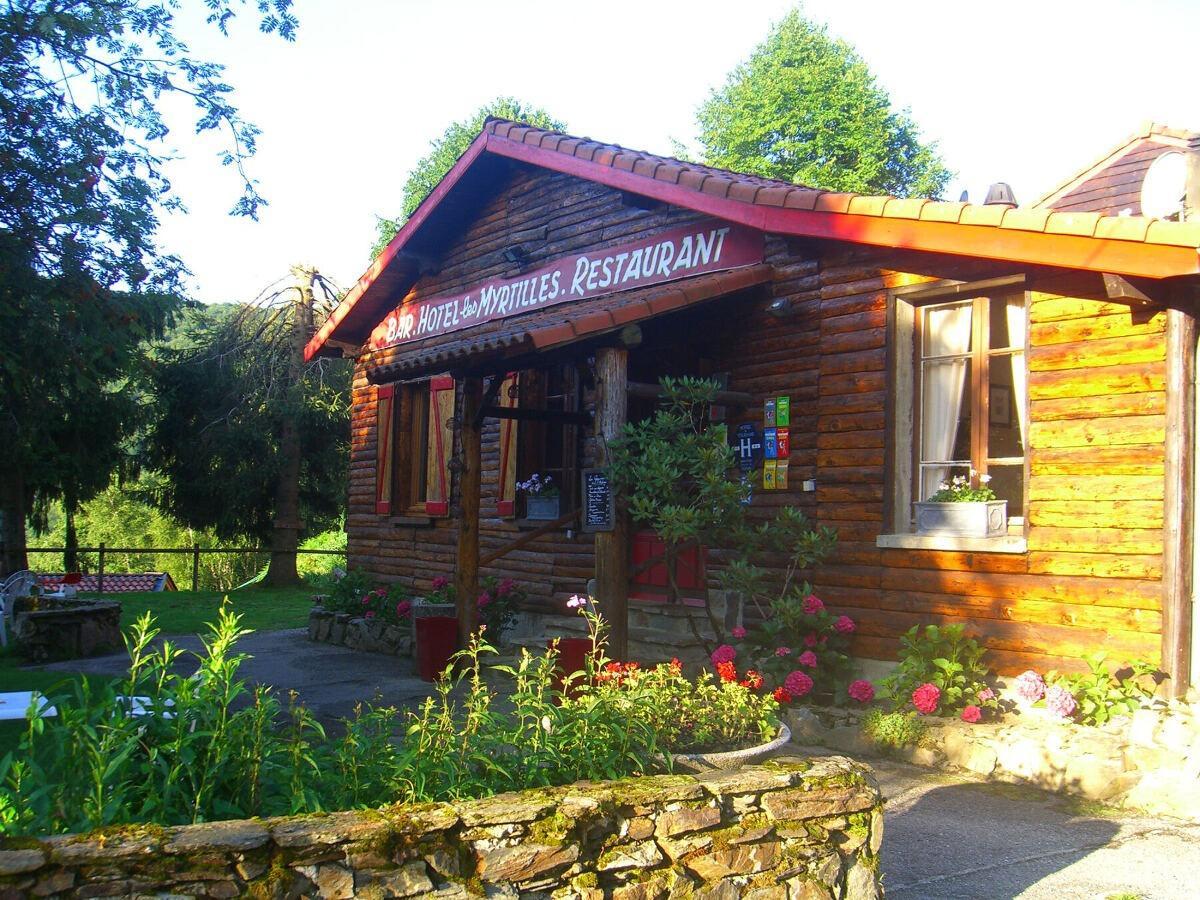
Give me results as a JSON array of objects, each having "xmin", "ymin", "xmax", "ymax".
[
  {"xmin": 696, "ymin": 8, "xmax": 951, "ymax": 198},
  {"xmin": 147, "ymin": 274, "xmax": 351, "ymax": 585},
  {"xmin": 0, "ymin": 1, "xmax": 298, "ymax": 575},
  {"xmin": 370, "ymin": 97, "xmax": 565, "ymax": 258}
]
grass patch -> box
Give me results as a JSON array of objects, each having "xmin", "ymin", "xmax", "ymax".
[{"xmin": 80, "ymin": 585, "xmax": 316, "ymax": 635}]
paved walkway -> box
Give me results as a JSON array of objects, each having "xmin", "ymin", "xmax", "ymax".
[{"xmin": 31, "ymin": 630, "xmax": 1200, "ymax": 899}]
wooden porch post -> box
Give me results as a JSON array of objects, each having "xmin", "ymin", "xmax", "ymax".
[
  {"xmin": 594, "ymin": 347, "xmax": 629, "ymax": 660},
  {"xmin": 1163, "ymin": 308, "xmax": 1194, "ymax": 697},
  {"xmin": 456, "ymin": 375, "xmax": 483, "ymax": 648}
]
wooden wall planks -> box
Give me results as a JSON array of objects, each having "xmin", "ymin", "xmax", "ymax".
[{"xmin": 345, "ymin": 166, "xmax": 1171, "ymax": 677}]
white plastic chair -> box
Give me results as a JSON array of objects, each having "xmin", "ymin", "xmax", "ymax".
[{"xmin": 0, "ymin": 570, "xmax": 38, "ymax": 648}]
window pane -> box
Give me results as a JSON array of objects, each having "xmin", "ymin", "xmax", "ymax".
[
  {"xmin": 922, "ymin": 301, "xmax": 973, "ymax": 357},
  {"xmin": 921, "ymin": 357, "xmax": 972, "ymax": 463},
  {"xmin": 985, "ymin": 464, "xmax": 1024, "ymax": 512},
  {"xmin": 987, "ymin": 352, "xmax": 1025, "ymax": 457}
]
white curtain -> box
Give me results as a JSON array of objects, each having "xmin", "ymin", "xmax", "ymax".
[
  {"xmin": 1006, "ymin": 298, "xmax": 1028, "ymax": 454},
  {"xmin": 921, "ymin": 304, "xmax": 973, "ymax": 498}
]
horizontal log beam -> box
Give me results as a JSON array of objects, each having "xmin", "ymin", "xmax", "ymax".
[
  {"xmin": 626, "ymin": 381, "xmax": 755, "ymax": 407},
  {"xmin": 480, "ymin": 509, "xmax": 580, "ymax": 566},
  {"xmin": 481, "ymin": 405, "xmax": 592, "ymax": 426}
]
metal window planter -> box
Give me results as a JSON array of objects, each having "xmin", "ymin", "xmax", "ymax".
[{"xmin": 913, "ymin": 500, "xmax": 1008, "ymax": 538}]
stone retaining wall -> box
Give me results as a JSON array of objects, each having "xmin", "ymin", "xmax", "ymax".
[
  {"xmin": 308, "ymin": 607, "xmax": 412, "ymax": 657},
  {"xmin": 788, "ymin": 703, "xmax": 1200, "ymax": 821},
  {"xmin": 12, "ymin": 598, "xmax": 121, "ymax": 662},
  {"xmin": 0, "ymin": 756, "xmax": 883, "ymax": 899}
]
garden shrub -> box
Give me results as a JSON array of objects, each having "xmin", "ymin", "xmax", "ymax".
[
  {"xmin": 861, "ymin": 708, "xmax": 927, "ymax": 753},
  {"xmin": 881, "ymin": 624, "xmax": 998, "ymax": 718},
  {"xmin": 1019, "ymin": 653, "xmax": 1162, "ymax": 726}
]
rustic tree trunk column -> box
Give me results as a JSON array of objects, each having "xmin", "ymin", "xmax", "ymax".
[
  {"xmin": 1163, "ymin": 307, "xmax": 1195, "ymax": 697},
  {"xmin": 595, "ymin": 347, "xmax": 629, "ymax": 660},
  {"xmin": 456, "ymin": 376, "xmax": 483, "ymax": 648}
]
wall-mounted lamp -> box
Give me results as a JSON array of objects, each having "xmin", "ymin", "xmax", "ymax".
[
  {"xmin": 502, "ymin": 245, "xmax": 531, "ymax": 268},
  {"xmin": 767, "ymin": 297, "xmax": 798, "ymax": 319}
]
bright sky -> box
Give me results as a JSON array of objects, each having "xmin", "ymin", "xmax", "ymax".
[{"xmin": 156, "ymin": 0, "xmax": 1200, "ymax": 303}]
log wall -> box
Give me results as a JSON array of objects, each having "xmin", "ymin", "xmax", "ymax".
[{"xmin": 347, "ymin": 165, "xmax": 1169, "ymax": 675}]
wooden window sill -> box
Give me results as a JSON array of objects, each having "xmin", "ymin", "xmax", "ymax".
[
  {"xmin": 389, "ymin": 515, "xmax": 436, "ymax": 528},
  {"xmin": 875, "ymin": 533, "xmax": 1027, "ymax": 554}
]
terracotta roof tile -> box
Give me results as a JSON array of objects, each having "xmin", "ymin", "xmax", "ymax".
[
  {"xmin": 783, "ymin": 189, "xmax": 823, "ymax": 211},
  {"xmin": 755, "ymin": 186, "xmax": 791, "ymax": 207},
  {"xmin": 1146, "ymin": 219, "xmax": 1200, "ymax": 246},
  {"xmin": 676, "ymin": 169, "xmax": 709, "ymax": 192},
  {"xmin": 959, "ymin": 205, "xmax": 1009, "ymax": 228},
  {"xmin": 701, "ymin": 176, "xmax": 735, "ymax": 199},
  {"xmin": 592, "ymin": 146, "xmax": 617, "ymax": 166},
  {"xmin": 1000, "ymin": 207, "xmax": 1053, "ymax": 232},
  {"xmin": 847, "ymin": 196, "xmax": 889, "ymax": 216},
  {"xmin": 814, "ymin": 193, "xmax": 856, "ymax": 213},
  {"xmin": 1095, "ymin": 216, "xmax": 1152, "ymax": 242},
  {"xmin": 1044, "ymin": 211, "xmax": 1102, "ymax": 238},
  {"xmin": 613, "ymin": 153, "xmax": 639, "ymax": 173},
  {"xmin": 727, "ymin": 182, "xmax": 760, "ymax": 204},
  {"xmin": 918, "ymin": 201, "xmax": 968, "ymax": 223},
  {"xmin": 655, "ymin": 162, "xmax": 685, "ymax": 185},
  {"xmin": 882, "ymin": 198, "xmax": 928, "ymax": 219}
]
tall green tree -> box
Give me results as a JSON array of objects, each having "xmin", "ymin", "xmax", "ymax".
[
  {"xmin": 696, "ymin": 7, "xmax": 951, "ymax": 198},
  {"xmin": 0, "ymin": 1, "xmax": 298, "ymax": 576},
  {"xmin": 370, "ymin": 98, "xmax": 565, "ymax": 259},
  {"xmin": 147, "ymin": 274, "xmax": 351, "ymax": 586}
]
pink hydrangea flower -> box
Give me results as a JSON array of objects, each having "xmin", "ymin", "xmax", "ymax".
[
  {"xmin": 802, "ymin": 594, "xmax": 825, "ymax": 615},
  {"xmin": 775, "ymin": 646, "xmax": 792, "ymax": 657},
  {"xmin": 977, "ymin": 687, "xmax": 996, "ymax": 702},
  {"xmin": 1014, "ymin": 670, "xmax": 1046, "ymax": 703},
  {"xmin": 711, "ymin": 644, "xmax": 736, "ymax": 666},
  {"xmin": 566, "ymin": 594, "xmax": 588, "ymax": 609},
  {"xmin": 848, "ymin": 679, "xmax": 875, "ymax": 703},
  {"xmin": 364, "ymin": 610, "xmax": 376, "ymax": 619},
  {"xmin": 784, "ymin": 670, "xmax": 813, "ymax": 697},
  {"xmin": 834, "ymin": 615, "xmax": 856, "ymax": 634},
  {"xmin": 798, "ymin": 650, "xmax": 818, "ymax": 668},
  {"xmin": 1044, "ymin": 685, "xmax": 1077, "ymax": 719},
  {"xmin": 731, "ymin": 626, "xmax": 747, "ymax": 639},
  {"xmin": 961, "ymin": 705, "xmax": 982, "ymax": 724},
  {"xmin": 497, "ymin": 579, "xmax": 516, "ymax": 596},
  {"xmin": 477, "ymin": 592, "xmax": 491, "ymax": 608},
  {"xmin": 396, "ymin": 601, "xmax": 412, "ymax": 618},
  {"xmin": 911, "ymin": 682, "xmax": 941, "ymax": 715},
  {"xmin": 804, "ymin": 633, "xmax": 819, "ymax": 648},
  {"xmin": 431, "ymin": 576, "xmax": 449, "ymax": 590}
]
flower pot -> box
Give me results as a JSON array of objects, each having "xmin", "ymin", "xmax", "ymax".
[
  {"xmin": 549, "ymin": 636, "xmax": 594, "ymax": 696},
  {"xmin": 671, "ymin": 723, "xmax": 793, "ymax": 773},
  {"xmin": 913, "ymin": 500, "xmax": 1007, "ymax": 538},
  {"xmin": 526, "ymin": 495, "xmax": 561, "ymax": 520},
  {"xmin": 415, "ymin": 616, "xmax": 458, "ymax": 681}
]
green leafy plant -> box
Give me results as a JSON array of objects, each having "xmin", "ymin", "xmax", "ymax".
[
  {"xmin": 319, "ymin": 567, "xmax": 375, "ymax": 614},
  {"xmin": 1047, "ymin": 653, "xmax": 1161, "ymax": 727},
  {"xmin": 610, "ymin": 377, "xmax": 836, "ymax": 649},
  {"xmin": 881, "ymin": 624, "xmax": 997, "ymax": 717},
  {"xmin": 925, "ymin": 473, "xmax": 997, "ymax": 503},
  {"xmin": 477, "ymin": 576, "xmax": 523, "ymax": 642},
  {"xmin": 861, "ymin": 709, "xmax": 928, "ymax": 753}
]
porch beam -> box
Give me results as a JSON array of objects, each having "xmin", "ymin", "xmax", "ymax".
[
  {"xmin": 1163, "ymin": 308, "xmax": 1194, "ymax": 697},
  {"xmin": 595, "ymin": 346, "xmax": 629, "ymax": 660},
  {"xmin": 482, "ymin": 406, "xmax": 592, "ymax": 426},
  {"xmin": 455, "ymin": 375, "xmax": 483, "ymax": 649}
]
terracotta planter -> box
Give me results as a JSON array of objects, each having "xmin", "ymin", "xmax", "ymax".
[
  {"xmin": 913, "ymin": 500, "xmax": 1007, "ymax": 538},
  {"xmin": 672, "ymin": 723, "xmax": 792, "ymax": 773},
  {"xmin": 526, "ymin": 496, "xmax": 561, "ymax": 520}
]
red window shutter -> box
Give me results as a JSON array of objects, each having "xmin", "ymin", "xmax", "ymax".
[
  {"xmin": 425, "ymin": 376, "xmax": 456, "ymax": 516},
  {"xmin": 496, "ymin": 372, "xmax": 519, "ymax": 517},
  {"xmin": 375, "ymin": 385, "xmax": 395, "ymax": 515}
]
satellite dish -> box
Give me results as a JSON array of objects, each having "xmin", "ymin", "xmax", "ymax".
[{"xmin": 1140, "ymin": 151, "xmax": 1187, "ymax": 219}]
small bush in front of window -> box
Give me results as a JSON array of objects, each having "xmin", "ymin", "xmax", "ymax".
[
  {"xmin": 1030, "ymin": 653, "xmax": 1162, "ymax": 727},
  {"xmin": 880, "ymin": 623, "xmax": 1000, "ymax": 719},
  {"xmin": 925, "ymin": 472, "xmax": 997, "ymax": 503}
]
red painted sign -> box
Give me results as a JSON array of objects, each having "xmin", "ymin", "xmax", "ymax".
[{"xmin": 368, "ymin": 220, "xmax": 763, "ymax": 351}]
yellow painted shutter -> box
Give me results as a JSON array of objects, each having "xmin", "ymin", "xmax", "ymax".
[
  {"xmin": 425, "ymin": 375, "xmax": 456, "ymax": 516},
  {"xmin": 375, "ymin": 385, "xmax": 395, "ymax": 515},
  {"xmin": 496, "ymin": 373, "xmax": 519, "ymax": 517}
]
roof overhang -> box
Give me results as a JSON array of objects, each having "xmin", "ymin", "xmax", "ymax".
[{"xmin": 307, "ymin": 122, "xmax": 1200, "ymax": 361}]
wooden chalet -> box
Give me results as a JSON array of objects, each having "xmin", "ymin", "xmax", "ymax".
[{"xmin": 307, "ymin": 119, "xmax": 1200, "ymax": 695}]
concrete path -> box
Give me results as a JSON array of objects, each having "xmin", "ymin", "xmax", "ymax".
[
  {"xmin": 868, "ymin": 754, "xmax": 1200, "ymax": 900},
  {"xmin": 35, "ymin": 628, "xmax": 437, "ymax": 725},
  {"xmin": 31, "ymin": 633, "xmax": 1200, "ymax": 898}
]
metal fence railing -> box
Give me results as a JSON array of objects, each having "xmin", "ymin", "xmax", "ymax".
[{"xmin": 21, "ymin": 545, "xmax": 346, "ymax": 592}]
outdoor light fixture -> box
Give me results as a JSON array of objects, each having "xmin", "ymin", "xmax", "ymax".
[
  {"xmin": 767, "ymin": 297, "xmax": 797, "ymax": 319},
  {"xmin": 502, "ymin": 245, "xmax": 531, "ymax": 268},
  {"xmin": 983, "ymin": 182, "xmax": 1017, "ymax": 207}
]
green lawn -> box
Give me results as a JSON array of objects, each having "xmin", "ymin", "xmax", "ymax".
[
  {"xmin": 81, "ymin": 584, "xmax": 317, "ymax": 635},
  {"xmin": 0, "ymin": 585, "xmax": 317, "ymax": 755}
]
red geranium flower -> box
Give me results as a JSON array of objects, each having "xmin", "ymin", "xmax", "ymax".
[
  {"xmin": 772, "ymin": 687, "xmax": 793, "ymax": 704},
  {"xmin": 716, "ymin": 660, "xmax": 738, "ymax": 683}
]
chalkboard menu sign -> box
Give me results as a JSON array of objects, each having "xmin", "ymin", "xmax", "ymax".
[{"xmin": 581, "ymin": 468, "xmax": 615, "ymax": 533}]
